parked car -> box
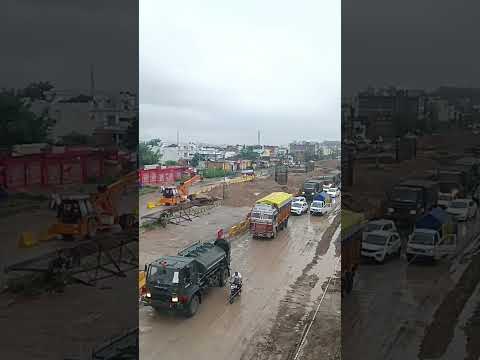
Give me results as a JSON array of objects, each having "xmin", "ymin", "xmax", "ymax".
[
  {"xmin": 293, "ymin": 196, "xmax": 307, "ymax": 203},
  {"xmin": 446, "ymin": 199, "xmax": 477, "ymax": 221},
  {"xmin": 362, "ymin": 219, "xmax": 397, "ymax": 241},
  {"xmin": 326, "ymin": 186, "xmax": 340, "ymax": 198},
  {"xmin": 291, "ymin": 200, "xmax": 309, "ymax": 215},
  {"xmin": 361, "ymin": 230, "xmax": 402, "ymax": 264}
]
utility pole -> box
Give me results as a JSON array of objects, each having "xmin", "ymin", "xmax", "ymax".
[
  {"xmin": 258, "ymin": 130, "xmax": 260, "ymax": 146},
  {"xmin": 177, "ymin": 129, "xmax": 179, "ymax": 146}
]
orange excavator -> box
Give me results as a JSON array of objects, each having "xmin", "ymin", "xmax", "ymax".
[
  {"xmin": 49, "ymin": 171, "xmax": 138, "ymax": 240},
  {"xmin": 147, "ymin": 174, "xmax": 202, "ymax": 208}
]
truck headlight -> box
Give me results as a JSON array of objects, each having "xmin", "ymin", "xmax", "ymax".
[
  {"xmin": 409, "ymin": 210, "xmax": 417, "ymax": 215},
  {"xmin": 146, "ymin": 292, "xmax": 151, "ymax": 298},
  {"xmin": 388, "ymin": 208, "xmax": 394, "ymax": 213},
  {"xmin": 171, "ymin": 296, "xmax": 179, "ymax": 303},
  {"xmin": 311, "ymin": 192, "xmax": 314, "ymax": 195}
]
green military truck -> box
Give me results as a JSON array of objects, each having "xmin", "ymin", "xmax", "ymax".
[{"xmin": 143, "ymin": 238, "xmax": 231, "ymax": 317}]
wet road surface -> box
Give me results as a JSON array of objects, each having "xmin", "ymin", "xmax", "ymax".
[
  {"xmin": 343, "ymin": 215, "xmax": 480, "ymax": 360},
  {"xmin": 140, "ymin": 200, "xmax": 340, "ymax": 360}
]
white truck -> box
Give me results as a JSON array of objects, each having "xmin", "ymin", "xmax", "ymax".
[{"xmin": 406, "ymin": 209, "xmax": 457, "ymax": 262}]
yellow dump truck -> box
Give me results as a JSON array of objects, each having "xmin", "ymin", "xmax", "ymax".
[{"xmin": 250, "ymin": 192, "xmax": 293, "ymax": 239}]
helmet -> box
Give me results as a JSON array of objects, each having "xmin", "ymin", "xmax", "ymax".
[{"xmin": 234, "ymin": 271, "xmax": 239, "ymax": 276}]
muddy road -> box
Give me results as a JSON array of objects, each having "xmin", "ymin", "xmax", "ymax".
[
  {"xmin": 139, "ymin": 200, "xmax": 341, "ymax": 360},
  {"xmin": 343, "ymin": 214, "xmax": 480, "ymax": 360}
]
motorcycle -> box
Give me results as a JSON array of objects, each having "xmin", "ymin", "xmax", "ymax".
[{"xmin": 228, "ymin": 281, "xmax": 242, "ymax": 304}]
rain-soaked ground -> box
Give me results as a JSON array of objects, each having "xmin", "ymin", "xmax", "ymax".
[
  {"xmin": 343, "ymin": 214, "xmax": 480, "ymax": 360},
  {"xmin": 139, "ymin": 199, "xmax": 341, "ymax": 360}
]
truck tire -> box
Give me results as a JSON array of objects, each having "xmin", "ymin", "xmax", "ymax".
[
  {"xmin": 185, "ymin": 294, "xmax": 200, "ymax": 318},
  {"xmin": 285, "ymin": 219, "xmax": 288, "ymax": 228},
  {"xmin": 272, "ymin": 227, "xmax": 277, "ymax": 239},
  {"xmin": 219, "ymin": 268, "xmax": 229, "ymax": 287}
]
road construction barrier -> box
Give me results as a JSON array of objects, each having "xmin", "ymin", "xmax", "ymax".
[
  {"xmin": 227, "ymin": 218, "xmax": 251, "ymax": 238},
  {"xmin": 18, "ymin": 228, "xmax": 57, "ymax": 248}
]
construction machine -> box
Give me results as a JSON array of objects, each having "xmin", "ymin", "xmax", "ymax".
[
  {"xmin": 147, "ymin": 174, "xmax": 201, "ymax": 208},
  {"xmin": 49, "ymin": 171, "xmax": 138, "ymax": 240}
]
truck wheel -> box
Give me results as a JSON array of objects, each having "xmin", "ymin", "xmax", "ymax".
[
  {"xmin": 185, "ymin": 294, "xmax": 200, "ymax": 318},
  {"xmin": 406, "ymin": 254, "xmax": 413, "ymax": 262},
  {"xmin": 272, "ymin": 227, "xmax": 277, "ymax": 239},
  {"xmin": 284, "ymin": 219, "xmax": 288, "ymax": 228},
  {"xmin": 219, "ymin": 268, "xmax": 229, "ymax": 287}
]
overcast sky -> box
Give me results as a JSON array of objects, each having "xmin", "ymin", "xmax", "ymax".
[
  {"xmin": 140, "ymin": 0, "xmax": 340, "ymax": 145},
  {"xmin": 343, "ymin": 0, "xmax": 480, "ymax": 96},
  {"xmin": 2, "ymin": 0, "xmax": 137, "ymax": 92}
]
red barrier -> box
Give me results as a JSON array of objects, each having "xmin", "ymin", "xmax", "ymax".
[
  {"xmin": 0, "ymin": 147, "xmax": 113, "ymax": 190},
  {"xmin": 139, "ymin": 166, "xmax": 193, "ymax": 186}
]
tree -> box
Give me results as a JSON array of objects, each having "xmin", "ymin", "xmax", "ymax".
[
  {"xmin": 139, "ymin": 142, "xmax": 161, "ymax": 167},
  {"xmin": 164, "ymin": 160, "xmax": 177, "ymax": 166},
  {"xmin": 124, "ymin": 116, "xmax": 138, "ymax": 151},
  {"xmin": 0, "ymin": 91, "xmax": 55, "ymax": 148},
  {"xmin": 190, "ymin": 153, "xmax": 203, "ymax": 167},
  {"xmin": 21, "ymin": 81, "xmax": 54, "ymax": 101},
  {"xmin": 239, "ymin": 147, "xmax": 260, "ymax": 160}
]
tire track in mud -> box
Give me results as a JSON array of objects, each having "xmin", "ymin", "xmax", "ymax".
[
  {"xmin": 241, "ymin": 213, "xmax": 341, "ymax": 360},
  {"xmin": 419, "ymin": 247, "xmax": 480, "ymax": 359}
]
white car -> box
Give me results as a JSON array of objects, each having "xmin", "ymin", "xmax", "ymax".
[
  {"xmin": 361, "ymin": 230, "xmax": 402, "ymax": 263},
  {"xmin": 362, "ymin": 219, "xmax": 397, "ymax": 241},
  {"xmin": 446, "ymin": 199, "xmax": 477, "ymax": 221},
  {"xmin": 309, "ymin": 200, "xmax": 330, "ymax": 216},
  {"xmin": 323, "ymin": 183, "xmax": 333, "ymax": 191},
  {"xmin": 291, "ymin": 200, "xmax": 309, "ymax": 215},
  {"xmin": 326, "ymin": 187, "xmax": 340, "ymax": 198},
  {"xmin": 293, "ymin": 196, "xmax": 307, "ymax": 203}
]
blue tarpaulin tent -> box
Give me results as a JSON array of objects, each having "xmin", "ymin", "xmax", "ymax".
[
  {"xmin": 415, "ymin": 207, "xmax": 449, "ymax": 230},
  {"xmin": 313, "ymin": 191, "xmax": 329, "ymax": 202}
]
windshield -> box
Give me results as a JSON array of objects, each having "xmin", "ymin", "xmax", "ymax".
[
  {"xmin": 450, "ymin": 201, "xmax": 467, "ymax": 209},
  {"xmin": 148, "ymin": 265, "xmax": 179, "ymax": 285},
  {"xmin": 311, "ymin": 201, "xmax": 323, "ymax": 207},
  {"xmin": 365, "ymin": 223, "xmax": 383, "ymax": 232},
  {"xmin": 390, "ymin": 188, "xmax": 420, "ymax": 202},
  {"xmin": 439, "ymin": 182, "xmax": 459, "ymax": 193},
  {"xmin": 251, "ymin": 211, "xmax": 273, "ymax": 221},
  {"xmin": 410, "ymin": 232, "xmax": 434, "ymax": 245},
  {"xmin": 364, "ymin": 234, "xmax": 388, "ymax": 245},
  {"xmin": 304, "ymin": 184, "xmax": 316, "ymax": 190},
  {"xmin": 292, "ymin": 202, "xmax": 303, "ymax": 207},
  {"xmin": 438, "ymin": 194, "xmax": 452, "ymax": 201}
]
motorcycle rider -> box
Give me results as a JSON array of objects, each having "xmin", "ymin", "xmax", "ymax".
[{"xmin": 231, "ymin": 271, "xmax": 242, "ymax": 291}]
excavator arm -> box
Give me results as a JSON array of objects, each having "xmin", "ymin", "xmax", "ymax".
[{"xmin": 178, "ymin": 174, "xmax": 201, "ymax": 197}]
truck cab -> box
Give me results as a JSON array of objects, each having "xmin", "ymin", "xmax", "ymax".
[
  {"xmin": 386, "ymin": 180, "xmax": 438, "ymax": 223},
  {"xmin": 406, "ymin": 228, "xmax": 456, "ymax": 262},
  {"xmin": 144, "ymin": 239, "xmax": 230, "ymax": 317},
  {"xmin": 302, "ymin": 181, "xmax": 322, "ymax": 201},
  {"xmin": 361, "ymin": 230, "xmax": 401, "ymax": 263}
]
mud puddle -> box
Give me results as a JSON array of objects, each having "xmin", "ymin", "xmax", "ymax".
[
  {"xmin": 241, "ymin": 214, "xmax": 341, "ymax": 360},
  {"xmin": 419, "ymin": 246, "xmax": 480, "ymax": 359}
]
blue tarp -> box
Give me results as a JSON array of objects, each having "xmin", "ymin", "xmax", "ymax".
[
  {"xmin": 415, "ymin": 207, "xmax": 448, "ymax": 230},
  {"xmin": 313, "ymin": 191, "xmax": 329, "ymax": 201}
]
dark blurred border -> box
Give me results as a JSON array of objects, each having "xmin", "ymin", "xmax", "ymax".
[{"xmin": 0, "ymin": 1, "xmax": 138, "ymax": 359}]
